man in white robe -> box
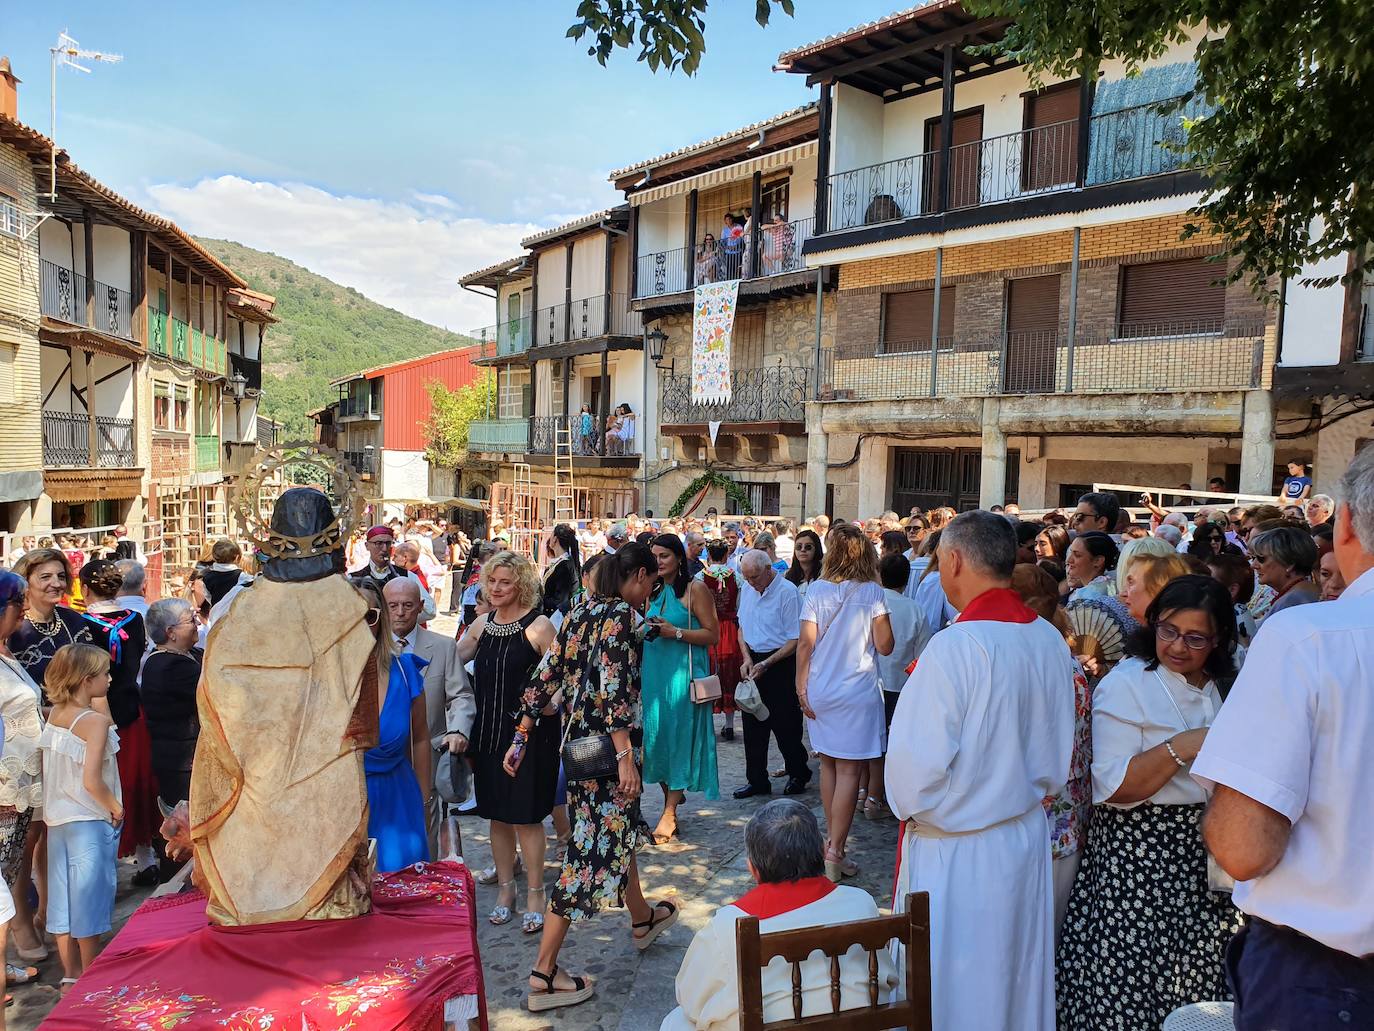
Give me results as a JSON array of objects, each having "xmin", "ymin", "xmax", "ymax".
[
  {"xmin": 887, "ymin": 510, "xmax": 1074, "ymax": 1031},
  {"xmin": 661, "ymin": 799, "xmax": 896, "ymax": 1031}
]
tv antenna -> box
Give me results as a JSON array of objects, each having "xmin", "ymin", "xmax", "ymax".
[{"xmin": 47, "ymin": 31, "xmax": 122, "ymax": 201}]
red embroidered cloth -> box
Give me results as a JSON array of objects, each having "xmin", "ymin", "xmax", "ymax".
[{"xmin": 44, "ymin": 861, "xmax": 487, "ymax": 1031}]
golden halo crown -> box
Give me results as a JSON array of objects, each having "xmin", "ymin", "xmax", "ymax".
[{"xmin": 230, "ymin": 443, "xmax": 364, "ymax": 561}]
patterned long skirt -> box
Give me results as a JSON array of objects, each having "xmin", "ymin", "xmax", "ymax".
[
  {"xmin": 710, "ymin": 617, "xmax": 743, "ymax": 715},
  {"xmin": 548, "ymin": 760, "xmax": 647, "ymax": 924},
  {"xmin": 1055, "ymin": 802, "xmax": 1242, "ymax": 1030}
]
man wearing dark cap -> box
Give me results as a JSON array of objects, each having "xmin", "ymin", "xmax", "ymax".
[{"xmin": 349, "ymin": 525, "xmax": 436, "ymax": 620}]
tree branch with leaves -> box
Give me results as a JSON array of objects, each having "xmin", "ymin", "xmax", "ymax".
[
  {"xmin": 423, "ymin": 374, "xmax": 497, "ymax": 469},
  {"xmin": 568, "ymin": 0, "xmax": 793, "ymax": 75}
]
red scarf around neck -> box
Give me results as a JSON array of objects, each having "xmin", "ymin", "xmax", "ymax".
[
  {"xmin": 954, "ymin": 587, "xmax": 1037, "ymax": 624},
  {"xmin": 733, "ymin": 876, "xmax": 837, "ymax": 919}
]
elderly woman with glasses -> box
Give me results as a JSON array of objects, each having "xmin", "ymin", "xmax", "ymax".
[
  {"xmin": 140, "ymin": 599, "xmax": 204, "ymax": 810},
  {"xmin": 1056, "ymin": 576, "xmax": 1242, "ymax": 1030},
  {"xmin": 1248, "ymin": 525, "xmax": 1320, "ymax": 625}
]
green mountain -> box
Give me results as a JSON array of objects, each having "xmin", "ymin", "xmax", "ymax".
[{"xmin": 195, "ymin": 238, "xmax": 473, "ymax": 437}]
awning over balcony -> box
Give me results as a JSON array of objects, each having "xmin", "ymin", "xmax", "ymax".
[
  {"xmin": 38, "ymin": 319, "xmax": 145, "ymax": 362},
  {"xmin": 629, "ymin": 141, "xmax": 818, "ymax": 206}
]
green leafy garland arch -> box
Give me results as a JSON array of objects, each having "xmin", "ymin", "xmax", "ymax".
[{"xmin": 667, "ymin": 468, "xmax": 751, "ymax": 517}]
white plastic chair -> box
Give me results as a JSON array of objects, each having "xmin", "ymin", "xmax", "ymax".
[{"xmin": 1162, "ymin": 1000, "xmax": 1235, "ymax": 1030}]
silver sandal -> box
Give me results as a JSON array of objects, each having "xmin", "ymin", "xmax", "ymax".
[{"xmin": 488, "ymin": 880, "xmax": 517, "ymax": 925}]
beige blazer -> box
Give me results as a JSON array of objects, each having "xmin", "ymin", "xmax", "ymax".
[{"xmin": 410, "ymin": 627, "xmax": 476, "ymax": 750}]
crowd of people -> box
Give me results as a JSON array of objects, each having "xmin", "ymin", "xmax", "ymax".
[{"xmin": 0, "ymin": 448, "xmax": 1367, "ymax": 1028}]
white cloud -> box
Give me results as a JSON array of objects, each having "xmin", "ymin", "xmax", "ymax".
[{"xmin": 142, "ymin": 176, "xmax": 540, "ymax": 332}]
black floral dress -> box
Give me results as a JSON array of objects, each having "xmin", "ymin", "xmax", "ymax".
[
  {"xmin": 520, "ymin": 596, "xmax": 645, "ymax": 923},
  {"xmin": 8, "ymin": 607, "xmax": 108, "ymax": 700}
]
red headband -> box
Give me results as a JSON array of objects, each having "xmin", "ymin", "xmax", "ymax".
[{"xmin": 366, "ymin": 526, "xmax": 392, "ymax": 541}]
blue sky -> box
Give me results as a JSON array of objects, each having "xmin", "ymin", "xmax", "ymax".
[{"xmin": 6, "ymin": 2, "xmax": 897, "ymax": 330}]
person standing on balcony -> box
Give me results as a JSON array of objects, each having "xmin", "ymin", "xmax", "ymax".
[
  {"xmin": 604, "ymin": 408, "xmax": 623, "ymax": 456},
  {"xmin": 578, "ymin": 403, "xmax": 595, "ymax": 455},
  {"xmin": 694, "ymin": 235, "xmax": 719, "ymax": 285},
  {"xmin": 348, "ymin": 526, "xmax": 436, "ymax": 622},
  {"xmin": 616, "ymin": 404, "xmax": 637, "ymax": 456},
  {"xmin": 720, "ymin": 215, "xmax": 743, "ymax": 279}
]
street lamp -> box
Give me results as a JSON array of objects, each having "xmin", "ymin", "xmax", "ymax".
[
  {"xmin": 228, "ymin": 369, "xmax": 248, "ymax": 401},
  {"xmin": 646, "ymin": 326, "xmax": 669, "ymax": 369}
]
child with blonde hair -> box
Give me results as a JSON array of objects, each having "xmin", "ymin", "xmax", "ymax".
[{"xmin": 38, "ymin": 643, "xmax": 122, "ymax": 992}]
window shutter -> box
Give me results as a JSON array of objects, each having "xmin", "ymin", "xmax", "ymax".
[
  {"xmin": 1118, "ymin": 257, "xmax": 1225, "ymax": 335},
  {"xmin": 882, "ymin": 287, "xmax": 955, "ymax": 353},
  {"xmin": 1023, "ymin": 82, "xmax": 1080, "ymax": 191},
  {"xmin": 1006, "ymin": 275, "xmax": 1061, "ymax": 333}
]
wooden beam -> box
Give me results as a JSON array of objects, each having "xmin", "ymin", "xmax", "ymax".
[
  {"xmin": 131, "ymin": 230, "xmax": 147, "ymax": 346},
  {"xmin": 1075, "ymin": 74, "xmax": 1095, "ymax": 188},
  {"xmin": 686, "ymin": 188, "xmax": 699, "ymax": 289},
  {"xmin": 563, "ymin": 241, "xmax": 574, "ymax": 343},
  {"xmin": 804, "ymin": 18, "xmax": 1007, "ymax": 86},
  {"xmin": 628, "ymin": 204, "xmax": 640, "ymax": 299},
  {"xmin": 598, "ymin": 348, "xmax": 610, "ymax": 457},
  {"xmin": 882, "ymin": 58, "xmax": 1013, "ymax": 103},
  {"xmin": 602, "ymin": 229, "xmax": 613, "ymax": 334},
  {"xmin": 83, "ymin": 352, "xmax": 98, "ymax": 468},
  {"xmin": 938, "ymin": 46, "xmax": 956, "ymax": 213},
  {"xmin": 83, "ymin": 209, "xmax": 96, "ymax": 329},
  {"xmin": 815, "ymin": 82, "xmax": 833, "ymax": 234},
  {"xmin": 749, "ymin": 170, "xmax": 763, "ymax": 276}
]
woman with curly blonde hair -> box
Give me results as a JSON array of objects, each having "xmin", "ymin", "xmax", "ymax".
[
  {"xmin": 796, "ymin": 523, "xmax": 893, "ymax": 881},
  {"xmin": 456, "ymin": 551, "xmax": 558, "ymax": 931}
]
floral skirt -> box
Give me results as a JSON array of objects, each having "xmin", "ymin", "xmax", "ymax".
[
  {"xmin": 1055, "ymin": 802, "xmax": 1242, "ymax": 1030},
  {"xmin": 548, "ymin": 759, "xmax": 647, "ymax": 924},
  {"xmin": 0, "ymin": 806, "xmax": 33, "ymax": 885}
]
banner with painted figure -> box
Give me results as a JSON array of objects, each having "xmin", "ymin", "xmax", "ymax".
[{"xmin": 692, "ymin": 279, "xmax": 740, "ymax": 405}]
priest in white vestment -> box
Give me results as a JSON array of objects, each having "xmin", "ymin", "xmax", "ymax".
[
  {"xmin": 661, "ymin": 798, "xmax": 896, "ymax": 1031},
  {"xmin": 887, "ymin": 510, "xmax": 1074, "ymax": 1031}
]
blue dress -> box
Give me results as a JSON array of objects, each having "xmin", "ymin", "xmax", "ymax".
[{"xmin": 364, "ymin": 653, "xmax": 429, "ymax": 872}]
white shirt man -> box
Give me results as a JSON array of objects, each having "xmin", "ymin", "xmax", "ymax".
[
  {"xmin": 1192, "ymin": 448, "xmax": 1374, "ymax": 1029},
  {"xmin": 734, "ymin": 551, "xmax": 810, "ymax": 797},
  {"xmin": 887, "ymin": 511, "xmax": 1073, "ymax": 1031},
  {"xmin": 113, "ymin": 559, "xmax": 149, "ymax": 618},
  {"xmin": 384, "ymin": 578, "xmax": 475, "ymax": 858}
]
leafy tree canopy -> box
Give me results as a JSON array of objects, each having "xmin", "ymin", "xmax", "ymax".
[
  {"xmin": 964, "ymin": 0, "xmax": 1374, "ymax": 289},
  {"xmin": 424, "ymin": 375, "xmax": 497, "ymax": 469},
  {"xmin": 568, "ymin": 0, "xmax": 793, "ymax": 75}
]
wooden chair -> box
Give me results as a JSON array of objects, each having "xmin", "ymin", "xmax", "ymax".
[{"xmin": 735, "ymin": 891, "xmax": 932, "ymax": 1031}]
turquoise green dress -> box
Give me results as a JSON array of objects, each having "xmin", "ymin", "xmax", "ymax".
[{"xmin": 641, "ymin": 585, "xmax": 720, "ymax": 799}]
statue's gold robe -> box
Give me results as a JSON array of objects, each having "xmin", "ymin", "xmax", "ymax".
[{"xmin": 190, "ymin": 574, "xmax": 378, "ymax": 925}]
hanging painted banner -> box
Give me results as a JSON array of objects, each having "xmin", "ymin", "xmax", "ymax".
[{"xmin": 692, "ymin": 279, "xmax": 740, "ymax": 405}]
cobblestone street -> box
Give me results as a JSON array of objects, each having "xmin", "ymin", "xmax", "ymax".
[{"xmin": 464, "ymin": 710, "xmax": 901, "ymax": 1030}]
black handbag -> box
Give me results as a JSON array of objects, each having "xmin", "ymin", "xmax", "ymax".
[{"xmin": 558, "ymin": 622, "xmax": 621, "ymax": 781}]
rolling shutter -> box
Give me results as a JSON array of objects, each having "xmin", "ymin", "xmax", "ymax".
[
  {"xmin": 925, "ymin": 110, "xmax": 984, "ymax": 212},
  {"xmin": 1004, "ymin": 275, "xmax": 1061, "ymax": 393},
  {"xmin": 1006, "ymin": 275, "xmax": 1061, "ymax": 333},
  {"xmin": 882, "ymin": 287, "xmax": 955, "ymax": 353},
  {"xmin": 1023, "ymin": 82, "xmax": 1080, "ymax": 191},
  {"xmin": 1118, "ymin": 257, "xmax": 1225, "ymax": 335}
]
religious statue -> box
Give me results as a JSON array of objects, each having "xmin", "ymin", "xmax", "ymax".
[{"xmin": 191, "ymin": 448, "xmax": 379, "ymax": 925}]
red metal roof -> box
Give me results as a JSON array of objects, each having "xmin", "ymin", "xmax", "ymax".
[{"xmin": 375, "ymin": 346, "xmax": 484, "ymax": 451}]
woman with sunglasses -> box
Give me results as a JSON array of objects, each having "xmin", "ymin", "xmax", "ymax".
[
  {"xmin": 1057, "ymin": 575, "xmax": 1241, "ymax": 1030},
  {"xmin": 784, "ymin": 529, "xmax": 824, "ymax": 602},
  {"xmin": 1185, "ymin": 520, "xmax": 1231, "ymax": 559}
]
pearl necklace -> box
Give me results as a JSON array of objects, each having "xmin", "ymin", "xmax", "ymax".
[{"xmin": 24, "ymin": 612, "xmax": 65, "ymax": 640}]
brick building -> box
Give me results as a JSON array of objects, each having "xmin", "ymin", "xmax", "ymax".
[{"xmin": 775, "ymin": 8, "xmax": 1282, "ymax": 517}]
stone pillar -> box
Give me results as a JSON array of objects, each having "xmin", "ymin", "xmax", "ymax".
[
  {"xmin": 979, "ymin": 397, "xmax": 1006, "ymax": 510},
  {"xmin": 804, "ymin": 402, "xmax": 828, "ymax": 519},
  {"xmin": 1239, "ymin": 389, "xmax": 1276, "ymax": 496},
  {"xmin": 856, "ymin": 436, "xmax": 888, "ymax": 518}
]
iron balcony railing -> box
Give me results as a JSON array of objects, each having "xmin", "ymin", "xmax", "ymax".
[
  {"xmin": 471, "ymin": 317, "xmax": 532, "ymax": 359},
  {"xmin": 660, "ymin": 361, "xmax": 812, "ymax": 424},
  {"xmin": 96, "ymin": 416, "xmax": 136, "ymax": 468},
  {"xmin": 528, "ymin": 414, "xmax": 639, "ymax": 458},
  {"xmin": 39, "ymin": 259, "xmax": 134, "ymax": 341},
  {"xmin": 42, "ymin": 412, "xmax": 136, "ymax": 468},
  {"xmin": 468, "ymin": 418, "xmax": 531, "ymax": 453},
  {"xmin": 817, "ymin": 320, "xmax": 1266, "ymax": 401},
  {"xmin": 337, "ymin": 394, "xmax": 379, "ymax": 418},
  {"xmin": 342, "ymin": 449, "xmax": 377, "ymax": 476},
  {"xmin": 533, "ymin": 293, "xmax": 642, "ymax": 348},
  {"xmin": 823, "ymin": 95, "xmax": 1208, "ymax": 232},
  {"xmin": 634, "ymin": 217, "xmax": 817, "ymax": 298}
]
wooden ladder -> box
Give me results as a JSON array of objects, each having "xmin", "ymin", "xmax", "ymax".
[
  {"xmin": 553, "ymin": 422, "xmax": 576, "ymax": 525},
  {"xmin": 510, "ymin": 462, "xmax": 538, "ymax": 564}
]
